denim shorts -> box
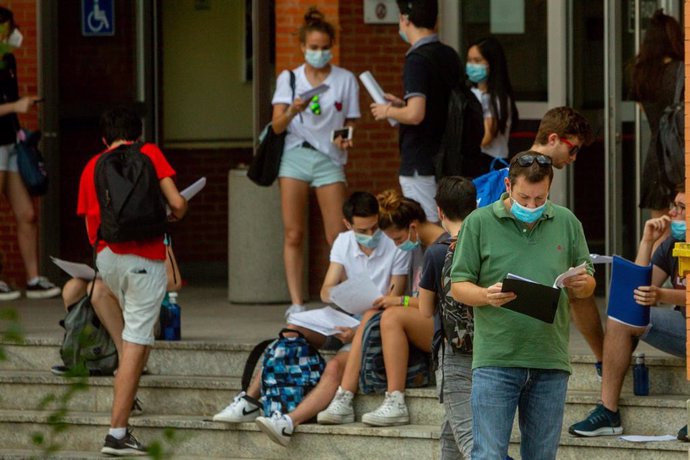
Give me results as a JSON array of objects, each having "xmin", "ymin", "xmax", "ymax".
[
  {"xmin": 278, "ymin": 146, "xmax": 346, "ymax": 188},
  {"xmin": 640, "ymin": 307, "xmax": 686, "ymax": 357},
  {"xmin": 96, "ymin": 247, "xmax": 167, "ymax": 346},
  {"xmin": 0, "ymin": 144, "xmax": 17, "ymax": 172}
]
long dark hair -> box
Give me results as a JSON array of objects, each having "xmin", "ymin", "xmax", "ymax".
[
  {"xmin": 630, "ymin": 9, "xmax": 683, "ymax": 101},
  {"xmin": 469, "ymin": 36, "xmax": 518, "ymax": 137}
]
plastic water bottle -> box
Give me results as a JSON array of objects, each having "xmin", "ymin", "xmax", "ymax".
[
  {"xmin": 633, "ymin": 353, "xmax": 649, "ymax": 396},
  {"xmin": 162, "ymin": 292, "xmax": 181, "ymax": 341}
]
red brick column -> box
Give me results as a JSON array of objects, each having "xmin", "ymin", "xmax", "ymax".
[{"xmin": 0, "ymin": 0, "xmax": 39, "ymax": 285}]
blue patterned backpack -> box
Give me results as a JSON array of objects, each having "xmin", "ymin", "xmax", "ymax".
[{"xmin": 241, "ymin": 328, "xmax": 325, "ymax": 416}]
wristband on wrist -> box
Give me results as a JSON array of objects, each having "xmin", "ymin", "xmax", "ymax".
[{"xmin": 403, "ymin": 295, "xmax": 410, "ymax": 307}]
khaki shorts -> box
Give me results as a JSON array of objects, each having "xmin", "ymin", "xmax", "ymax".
[{"xmin": 96, "ymin": 247, "xmax": 167, "ymax": 346}]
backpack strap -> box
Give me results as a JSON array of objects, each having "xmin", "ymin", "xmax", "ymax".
[
  {"xmin": 241, "ymin": 338, "xmax": 275, "ymax": 391},
  {"xmin": 673, "ymin": 62, "xmax": 684, "ymax": 104}
]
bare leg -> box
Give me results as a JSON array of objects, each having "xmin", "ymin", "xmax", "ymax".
[
  {"xmin": 7, "ymin": 172, "xmax": 39, "ymax": 280},
  {"xmin": 90, "ymin": 280, "xmax": 125, "ymax": 359},
  {"xmin": 279, "ymin": 178, "xmax": 310, "ymax": 306},
  {"xmin": 380, "ymin": 308, "xmax": 433, "ymax": 392},
  {"xmin": 61, "ymin": 278, "xmax": 87, "ymax": 310},
  {"xmin": 314, "ymin": 182, "xmax": 346, "ymax": 245},
  {"xmin": 111, "ymin": 341, "xmax": 147, "ymax": 427},
  {"xmin": 570, "ymin": 295, "xmax": 604, "ymax": 362},
  {"xmin": 601, "ymin": 318, "xmax": 645, "ymax": 411},
  {"xmin": 290, "ymin": 352, "xmax": 349, "ymax": 426},
  {"xmin": 340, "ymin": 309, "xmax": 379, "ymax": 393}
]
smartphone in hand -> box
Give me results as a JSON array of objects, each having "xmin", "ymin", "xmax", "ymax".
[{"xmin": 330, "ymin": 127, "xmax": 353, "ymax": 142}]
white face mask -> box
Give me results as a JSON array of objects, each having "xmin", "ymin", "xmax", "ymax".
[{"xmin": 7, "ymin": 29, "xmax": 22, "ymax": 48}]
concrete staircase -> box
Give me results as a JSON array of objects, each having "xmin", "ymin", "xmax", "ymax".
[{"xmin": 0, "ymin": 338, "xmax": 688, "ymax": 459}]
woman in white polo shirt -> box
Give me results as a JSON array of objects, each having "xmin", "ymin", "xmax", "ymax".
[{"xmin": 271, "ymin": 7, "xmax": 360, "ymax": 318}]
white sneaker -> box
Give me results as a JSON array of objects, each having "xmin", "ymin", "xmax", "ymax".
[
  {"xmin": 317, "ymin": 386, "xmax": 355, "ymax": 424},
  {"xmin": 255, "ymin": 411, "xmax": 293, "ymax": 447},
  {"xmin": 285, "ymin": 303, "xmax": 306, "ymax": 320},
  {"xmin": 212, "ymin": 391, "xmax": 261, "ymax": 422},
  {"xmin": 0, "ymin": 281, "xmax": 20, "ymax": 301},
  {"xmin": 361, "ymin": 391, "xmax": 409, "ymax": 426},
  {"xmin": 25, "ymin": 276, "xmax": 61, "ymax": 299}
]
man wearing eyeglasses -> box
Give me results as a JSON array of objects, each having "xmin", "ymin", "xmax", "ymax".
[
  {"xmin": 450, "ymin": 151, "xmax": 595, "ymax": 459},
  {"xmin": 570, "ymin": 185, "xmax": 688, "ymax": 440}
]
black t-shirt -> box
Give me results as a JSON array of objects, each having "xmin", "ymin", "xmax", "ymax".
[
  {"xmin": 0, "ymin": 53, "xmax": 19, "ymax": 145},
  {"xmin": 419, "ymin": 235, "xmax": 452, "ymax": 347},
  {"xmin": 399, "ymin": 41, "xmax": 462, "ymax": 176},
  {"xmin": 652, "ymin": 236, "xmax": 686, "ymax": 309}
]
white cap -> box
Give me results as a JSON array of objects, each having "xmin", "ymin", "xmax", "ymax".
[{"xmin": 168, "ymin": 292, "xmax": 178, "ymax": 303}]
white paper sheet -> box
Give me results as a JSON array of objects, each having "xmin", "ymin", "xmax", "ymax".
[
  {"xmin": 51, "ymin": 257, "xmax": 97, "ymax": 280},
  {"xmin": 167, "ymin": 177, "xmax": 206, "ymax": 215},
  {"xmin": 619, "ymin": 434, "xmax": 677, "ymax": 442},
  {"xmin": 553, "ymin": 262, "xmax": 589, "ymax": 288},
  {"xmin": 299, "ymin": 84, "xmax": 329, "ymax": 100},
  {"xmin": 288, "ymin": 306, "xmax": 361, "ymax": 336},
  {"xmin": 329, "ymin": 273, "xmax": 382, "ymax": 315},
  {"xmin": 359, "ymin": 71, "xmax": 398, "ymax": 127},
  {"xmin": 590, "ymin": 253, "xmax": 614, "ymax": 264}
]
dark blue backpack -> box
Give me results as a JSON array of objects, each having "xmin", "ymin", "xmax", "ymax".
[
  {"xmin": 359, "ymin": 311, "xmax": 431, "ymax": 394},
  {"xmin": 242, "ymin": 329, "xmax": 325, "ymax": 416}
]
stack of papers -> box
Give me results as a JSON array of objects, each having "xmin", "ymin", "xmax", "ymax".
[
  {"xmin": 51, "ymin": 257, "xmax": 97, "ymax": 280},
  {"xmin": 288, "ymin": 307, "xmax": 360, "ymax": 336},
  {"xmin": 329, "ymin": 273, "xmax": 382, "ymax": 314}
]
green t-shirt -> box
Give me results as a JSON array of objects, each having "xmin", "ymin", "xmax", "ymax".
[{"xmin": 450, "ymin": 193, "xmax": 593, "ymax": 373}]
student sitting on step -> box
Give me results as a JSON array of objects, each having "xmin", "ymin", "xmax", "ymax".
[
  {"xmin": 318, "ymin": 190, "xmax": 446, "ymax": 427},
  {"xmin": 212, "ymin": 191, "xmax": 410, "ymax": 447},
  {"xmin": 569, "ymin": 185, "xmax": 688, "ymax": 440}
]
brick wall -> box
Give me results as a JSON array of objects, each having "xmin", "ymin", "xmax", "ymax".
[
  {"xmin": 0, "ymin": 1, "xmax": 38, "ymax": 285},
  {"xmin": 276, "ymin": 1, "xmax": 405, "ymax": 296}
]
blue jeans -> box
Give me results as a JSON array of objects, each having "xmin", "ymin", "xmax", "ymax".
[
  {"xmin": 471, "ymin": 367, "xmax": 569, "ymax": 460},
  {"xmin": 436, "ymin": 348, "xmax": 473, "ymax": 459},
  {"xmin": 640, "ymin": 307, "xmax": 686, "ymax": 357}
]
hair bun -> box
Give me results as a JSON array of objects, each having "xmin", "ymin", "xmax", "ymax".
[
  {"xmin": 377, "ymin": 189, "xmax": 403, "ymax": 212},
  {"xmin": 305, "ymin": 7, "xmax": 325, "ymax": 24}
]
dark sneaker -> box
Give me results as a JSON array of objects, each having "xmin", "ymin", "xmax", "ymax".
[
  {"xmin": 25, "ymin": 277, "xmax": 61, "ymax": 299},
  {"xmin": 131, "ymin": 397, "xmax": 143, "ymax": 416},
  {"xmin": 101, "ymin": 429, "xmax": 147, "ymax": 456},
  {"xmin": 569, "ymin": 403, "xmax": 623, "ymax": 437},
  {"xmin": 50, "ymin": 365, "xmax": 68, "ymax": 375},
  {"xmin": 595, "ymin": 361, "xmax": 603, "ymax": 382},
  {"xmin": 677, "ymin": 425, "xmax": 689, "ymax": 442},
  {"xmin": 0, "ymin": 281, "xmax": 20, "ymax": 301}
]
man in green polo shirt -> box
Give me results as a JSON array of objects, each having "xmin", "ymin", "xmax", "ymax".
[{"xmin": 451, "ymin": 151, "xmax": 595, "ymax": 460}]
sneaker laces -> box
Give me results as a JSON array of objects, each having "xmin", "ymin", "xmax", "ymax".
[
  {"xmin": 222, "ymin": 391, "xmax": 247, "ymax": 411},
  {"xmin": 587, "ymin": 404, "xmax": 614, "ymax": 426},
  {"xmin": 373, "ymin": 392, "xmax": 403, "ymax": 416},
  {"xmin": 269, "ymin": 410, "xmax": 285, "ymax": 423},
  {"xmin": 328, "ymin": 389, "xmax": 353, "ymax": 413},
  {"xmin": 124, "ymin": 428, "xmax": 145, "ymax": 448},
  {"xmin": 31, "ymin": 277, "xmax": 56, "ymax": 289}
]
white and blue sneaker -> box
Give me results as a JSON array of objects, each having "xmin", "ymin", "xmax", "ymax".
[
  {"xmin": 256, "ymin": 411, "xmax": 294, "ymax": 447},
  {"xmin": 212, "ymin": 391, "xmax": 261, "ymax": 423}
]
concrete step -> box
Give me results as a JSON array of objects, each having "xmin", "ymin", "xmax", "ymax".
[
  {"xmin": 0, "ymin": 409, "xmax": 687, "ymax": 460},
  {"xmin": 3, "ymin": 340, "xmax": 688, "ymax": 395}
]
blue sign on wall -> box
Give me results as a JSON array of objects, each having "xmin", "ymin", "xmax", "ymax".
[{"xmin": 81, "ymin": 0, "xmax": 115, "ymax": 37}]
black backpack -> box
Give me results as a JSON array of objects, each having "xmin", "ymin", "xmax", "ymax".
[
  {"xmin": 59, "ymin": 295, "xmax": 118, "ymax": 376},
  {"xmin": 94, "ymin": 142, "xmax": 167, "ymax": 243},
  {"xmin": 411, "ymin": 46, "xmax": 484, "ymax": 180},
  {"xmin": 657, "ymin": 63, "xmax": 685, "ymax": 186}
]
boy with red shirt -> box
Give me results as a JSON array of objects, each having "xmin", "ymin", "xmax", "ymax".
[{"xmin": 78, "ymin": 108, "xmax": 187, "ymax": 456}]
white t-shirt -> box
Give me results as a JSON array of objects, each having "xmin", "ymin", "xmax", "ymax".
[
  {"xmin": 272, "ymin": 64, "xmax": 361, "ymax": 166},
  {"xmin": 471, "ymin": 87, "xmax": 511, "ymax": 159},
  {"xmin": 329, "ymin": 230, "xmax": 411, "ymax": 295}
]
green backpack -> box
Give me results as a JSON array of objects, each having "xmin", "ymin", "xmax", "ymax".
[{"xmin": 59, "ymin": 295, "xmax": 118, "ymax": 376}]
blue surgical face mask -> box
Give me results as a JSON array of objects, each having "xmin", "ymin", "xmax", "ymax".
[
  {"xmin": 398, "ymin": 29, "xmax": 410, "ymax": 44},
  {"xmin": 671, "ymin": 219, "xmax": 686, "ymax": 241},
  {"xmin": 304, "ymin": 49, "xmax": 332, "ymax": 69},
  {"xmin": 354, "ymin": 229, "xmax": 383, "ymax": 249},
  {"xmin": 398, "ymin": 228, "xmax": 420, "ymax": 251},
  {"xmin": 510, "ymin": 197, "xmax": 546, "ymax": 224},
  {"xmin": 466, "ymin": 63, "xmax": 488, "ymax": 83}
]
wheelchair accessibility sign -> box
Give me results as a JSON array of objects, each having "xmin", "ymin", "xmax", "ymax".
[{"xmin": 82, "ymin": 0, "xmax": 115, "ymax": 36}]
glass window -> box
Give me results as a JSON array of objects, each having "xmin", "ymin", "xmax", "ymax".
[{"xmin": 459, "ymin": 0, "xmax": 547, "ymax": 101}]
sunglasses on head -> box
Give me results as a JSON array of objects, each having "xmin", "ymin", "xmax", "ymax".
[
  {"xmin": 515, "ymin": 154, "xmax": 552, "ymax": 167},
  {"xmin": 559, "ymin": 137, "xmax": 580, "ymax": 156}
]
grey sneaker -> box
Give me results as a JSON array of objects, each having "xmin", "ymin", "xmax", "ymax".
[
  {"xmin": 569, "ymin": 403, "xmax": 623, "ymax": 437},
  {"xmin": 256, "ymin": 411, "xmax": 293, "ymax": 447},
  {"xmin": 285, "ymin": 303, "xmax": 306, "ymax": 320},
  {"xmin": 25, "ymin": 277, "xmax": 61, "ymax": 299},
  {"xmin": 317, "ymin": 386, "xmax": 355, "ymax": 424},
  {"xmin": 0, "ymin": 281, "xmax": 20, "ymax": 301},
  {"xmin": 213, "ymin": 391, "xmax": 261, "ymax": 422},
  {"xmin": 100, "ymin": 429, "xmax": 147, "ymax": 456},
  {"xmin": 361, "ymin": 391, "xmax": 409, "ymax": 426}
]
